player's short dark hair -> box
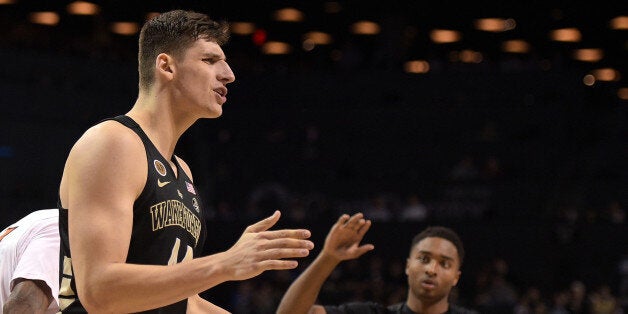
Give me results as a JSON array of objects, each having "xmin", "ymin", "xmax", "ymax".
[
  {"xmin": 411, "ymin": 226, "xmax": 465, "ymax": 267},
  {"xmin": 138, "ymin": 10, "xmax": 230, "ymax": 90}
]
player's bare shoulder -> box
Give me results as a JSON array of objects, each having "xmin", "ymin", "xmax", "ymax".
[
  {"xmin": 70, "ymin": 120, "xmax": 144, "ymax": 161},
  {"xmin": 60, "ymin": 119, "xmax": 148, "ymax": 202},
  {"xmin": 174, "ymin": 155, "xmax": 194, "ymax": 181}
]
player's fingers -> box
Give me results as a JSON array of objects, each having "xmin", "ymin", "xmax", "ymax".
[
  {"xmin": 356, "ymin": 219, "xmax": 372, "ymax": 236},
  {"xmin": 345, "ymin": 213, "xmax": 364, "ymax": 230},
  {"xmin": 258, "ymin": 259, "xmax": 299, "ymax": 271},
  {"xmin": 335, "ymin": 214, "xmax": 350, "ymax": 228},
  {"xmin": 260, "ymin": 229, "xmax": 312, "ymax": 240},
  {"xmin": 354, "ymin": 244, "xmax": 375, "ymax": 258},
  {"xmin": 245, "ymin": 210, "xmax": 280, "ymax": 233},
  {"xmin": 260, "ymin": 248, "xmax": 311, "ymax": 260},
  {"xmin": 260, "ymin": 238, "xmax": 314, "ymax": 250}
]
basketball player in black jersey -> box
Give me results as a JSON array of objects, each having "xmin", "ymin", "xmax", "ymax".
[
  {"xmin": 278, "ymin": 213, "xmax": 477, "ymax": 314},
  {"xmin": 57, "ymin": 10, "xmax": 314, "ymax": 313}
]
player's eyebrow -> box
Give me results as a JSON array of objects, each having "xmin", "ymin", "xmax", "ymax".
[
  {"xmin": 418, "ymin": 250, "xmax": 454, "ymax": 261},
  {"xmin": 202, "ymin": 52, "xmax": 226, "ymax": 61}
]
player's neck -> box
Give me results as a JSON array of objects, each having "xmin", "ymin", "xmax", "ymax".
[
  {"xmin": 406, "ymin": 295, "xmax": 449, "ymax": 314},
  {"xmin": 128, "ymin": 94, "xmax": 194, "ymax": 160}
]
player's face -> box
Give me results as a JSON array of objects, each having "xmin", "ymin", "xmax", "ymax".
[
  {"xmin": 406, "ymin": 237, "xmax": 461, "ymax": 304},
  {"xmin": 172, "ymin": 39, "xmax": 235, "ymax": 118}
]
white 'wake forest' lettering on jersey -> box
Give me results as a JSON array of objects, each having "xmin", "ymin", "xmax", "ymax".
[{"xmin": 150, "ymin": 200, "xmax": 202, "ymax": 245}]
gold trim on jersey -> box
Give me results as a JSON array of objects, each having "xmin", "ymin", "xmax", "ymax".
[{"xmin": 59, "ymin": 256, "xmax": 77, "ymax": 310}]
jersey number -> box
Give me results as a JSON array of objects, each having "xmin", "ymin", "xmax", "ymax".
[{"xmin": 168, "ymin": 238, "xmax": 193, "ymax": 265}]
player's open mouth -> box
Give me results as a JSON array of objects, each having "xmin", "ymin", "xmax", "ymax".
[
  {"xmin": 421, "ymin": 279, "xmax": 437, "ymax": 289},
  {"xmin": 213, "ymin": 87, "xmax": 227, "ymax": 97},
  {"xmin": 213, "ymin": 87, "xmax": 227, "ymax": 103}
]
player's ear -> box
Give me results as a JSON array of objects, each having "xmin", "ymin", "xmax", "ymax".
[
  {"xmin": 453, "ymin": 270, "xmax": 461, "ymax": 286},
  {"xmin": 156, "ymin": 53, "xmax": 175, "ymax": 81}
]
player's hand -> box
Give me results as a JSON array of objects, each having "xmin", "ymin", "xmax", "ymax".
[
  {"xmin": 321, "ymin": 213, "xmax": 374, "ymax": 262},
  {"xmin": 221, "ymin": 210, "xmax": 314, "ymax": 281}
]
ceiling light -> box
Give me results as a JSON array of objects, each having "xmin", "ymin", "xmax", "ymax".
[
  {"xmin": 262, "ymin": 41, "xmax": 292, "ymax": 55},
  {"xmin": 610, "ymin": 16, "xmax": 628, "ymax": 30},
  {"xmin": 231, "ymin": 22, "xmax": 256, "ymax": 35},
  {"xmin": 502, "ymin": 40, "xmax": 530, "ymax": 53},
  {"xmin": 460, "ymin": 50, "xmax": 483, "ymax": 63},
  {"xmin": 67, "ymin": 1, "xmax": 99, "ymax": 15},
  {"xmin": 274, "ymin": 8, "xmax": 304, "ymax": 22},
  {"xmin": 404, "ymin": 60, "xmax": 430, "ymax": 73},
  {"xmin": 29, "ymin": 12, "xmax": 60, "ymax": 26},
  {"xmin": 572, "ymin": 48, "xmax": 603, "ymax": 62},
  {"xmin": 618, "ymin": 87, "xmax": 628, "ymax": 100},
  {"xmin": 351, "ymin": 21, "xmax": 380, "ymax": 35},
  {"xmin": 550, "ymin": 28, "xmax": 581, "ymax": 42},
  {"xmin": 591, "ymin": 68, "xmax": 620, "ymax": 81},
  {"xmin": 430, "ymin": 29, "xmax": 462, "ymax": 43},
  {"xmin": 475, "ymin": 18, "xmax": 516, "ymax": 32},
  {"xmin": 111, "ymin": 22, "xmax": 139, "ymax": 36},
  {"xmin": 303, "ymin": 31, "xmax": 332, "ymax": 45}
]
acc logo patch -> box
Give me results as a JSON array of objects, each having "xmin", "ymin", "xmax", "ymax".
[
  {"xmin": 192, "ymin": 198, "xmax": 200, "ymax": 212},
  {"xmin": 153, "ymin": 160, "xmax": 167, "ymax": 176}
]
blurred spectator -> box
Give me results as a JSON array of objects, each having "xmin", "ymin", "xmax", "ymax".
[
  {"xmin": 554, "ymin": 205, "xmax": 580, "ymax": 244},
  {"xmin": 589, "ymin": 284, "xmax": 619, "ymax": 314},
  {"xmin": 399, "ymin": 193, "xmax": 429, "ymax": 222},
  {"xmin": 475, "ymin": 258, "xmax": 519, "ymax": 313},
  {"xmin": 231, "ymin": 281, "xmax": 255, "ymax": 313},
  {"xmin": 213, "ymin": 200, "xmax": 237, "ymax": 222},
  {"xmin": 549, "ymin": 290, "xmax": 570, "ymax": 314},
  {"xmin": 286, "ymin": 197, "xmax": 308, "ymax": 223},
  {"xmin": 302, "ymin": 125, "xmax": 321, "ymax": 161},
  {"xmin": 482, "ymin": 156, "xmax": 504, "ymax": 181},
  {"xmin": 620, "ymin": 255, "xmax": 628, "ymax": 312},
  {"xmin": 567, "ymin": 281, "xmax": 591, "ymax": 313},
  {"xmin": 605, "ymin": 201, "xmax": 626, "ymax": 225},
  {"xmin": 476, "ymin": 121, "xmax": 501, "ymax": 143},
  {"xmin": 246, "ymin": 182, "xmax": 291, "ymax": 221},
  {"xmin": 514, "ymin": 287, "xmax": 547, "ymax": 314},
  {"xmin": 449, "ymin": 155, "xmax": 479, "ymax": 182},
  {"xmin": 367, "ymin": 256, "xmax": 385, "ymax": 284},
  {"xmin": 364, "ymin": 195, "xmax": 393, "ymax": 222},
  {"xmin": 252, "ymin": 282, "xmax": 279, "ymax": 313},
  {"xmin": 584, "ymin": 206, "xmax": 600, "ymax": 224}
]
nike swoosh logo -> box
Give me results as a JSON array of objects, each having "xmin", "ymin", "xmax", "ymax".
[{"xmin": 157, "ymin": 179, "xmax": 171, "ymax": 187}]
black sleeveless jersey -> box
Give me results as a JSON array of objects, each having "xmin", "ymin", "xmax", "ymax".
[{"xmin": 58, "ymin": 115, "xmax": 207, "ymax": 313}]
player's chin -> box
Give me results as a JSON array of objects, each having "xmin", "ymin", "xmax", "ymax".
[{"xmin": 204, "ymin": 107, "xmax": 223, "ymax": 118}]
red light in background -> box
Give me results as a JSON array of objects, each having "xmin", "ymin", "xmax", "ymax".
[{"xmin": 253, "ymin": 29, "xmax": 267, "ymax": 46}]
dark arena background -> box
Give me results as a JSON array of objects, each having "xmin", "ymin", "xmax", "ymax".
[{"xmin": 1, "ymin": 1, "xmax": 627, "ymax": 313}]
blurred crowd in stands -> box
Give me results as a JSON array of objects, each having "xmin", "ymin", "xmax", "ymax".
[
  {"xmin": 218, "ymin": 254, "xmax": 628, "ymax": 313},
  {"xmin": 189, "ymin": 115, "xmax": 627, "ymax": 313},
  {"xmin": 2, "ymin": 47, "xmax": 626, "ymax": 313},
  {"xmin": 197, "ymin": 146, "xmax": 626, "ymax": 313}
]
